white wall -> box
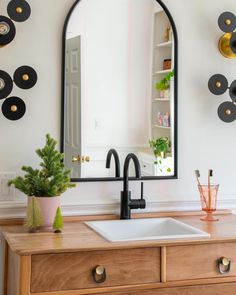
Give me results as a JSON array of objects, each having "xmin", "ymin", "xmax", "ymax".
[
  {"xmin": 1, "ymin": 0, "xmax": 236, "ymax": 293},
  {"xmin": 1, "ymin": 0, "xmax": 236, "ymax": 213}
]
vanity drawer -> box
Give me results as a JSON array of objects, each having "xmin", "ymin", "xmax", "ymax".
[
  {"xmin": 31, "ymin": 248, "xmax": 160, "ymax": 292},
  {"xmin": 97, "ymin": 282, "xmax": 236, "ymax": 295},
  {"xmin": 166, "ymin": 243, "xmax": 236, "ymax": 281}
]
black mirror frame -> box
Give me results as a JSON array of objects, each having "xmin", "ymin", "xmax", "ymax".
[{"xmin": 61, "ymin": 0, "xmax": 178, "ymax": 182}]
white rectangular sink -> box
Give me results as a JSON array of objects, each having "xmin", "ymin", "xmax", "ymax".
[{"xmin": 85, "ymin": 218, "xmax": 210, "ymax": 242}]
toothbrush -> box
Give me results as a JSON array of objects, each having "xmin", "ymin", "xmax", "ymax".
[
  {"xmin": 208, "ymin": 169, "xmax": 213, "ymax": 209},
  {"xmin": 194, "ymin": 170, "xmax": 201, "ymax": 186},
  {"xmin": 195, "ymin": 170, "xmax": 207, "ymax": 206}
]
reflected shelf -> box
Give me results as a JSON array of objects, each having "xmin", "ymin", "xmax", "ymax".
[
  {"xmin": 155, "ymin": 41, "xmax": 172, "ymax": 48},
  {"xmin": 153, "ymin": 125, "xmax": 171, "ymax": 129},
  {"xmin": 153, "ymin": 98, "xmax": 170, "ymax": 102},
  {"xmin": 154, "ymin": 8, "xmax": 164, "ymax": 14},
  {"xmin": 153, "ymin": 69, "xmax": 173, "ymax": 75}
]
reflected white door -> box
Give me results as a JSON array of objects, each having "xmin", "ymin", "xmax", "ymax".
[{"xmin": 65, "ymin": 36, "xmax": 82, "ymax": 178}]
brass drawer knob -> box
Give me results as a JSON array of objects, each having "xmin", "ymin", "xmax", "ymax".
[
  {"xmin": 92, "ymin": 265, "xmax": 106, "ymax": 283},
  {"xmin": 217, "ymin": 257, "xmax": 231, "ymax": 274}
]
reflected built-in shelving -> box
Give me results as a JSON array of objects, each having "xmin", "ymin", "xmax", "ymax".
[{"xmin": 151, "ymin": 6, "xmax": 174, "ymax": 149}]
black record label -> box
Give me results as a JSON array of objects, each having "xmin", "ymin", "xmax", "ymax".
[
  {"xmin": 208, "ymin": 74, "xmax": 228, "ymax": 95},
  {"xmin": 0, "ymin": 15, "xmax": 16, "ymax": 46},
  {"xmin": 14, "ymin": 66, "xmax": 37, "ymax": 89},
  {"xmin": 0, "ymin": 70, "xmax": 13, "ymax": 99},
  {"xmin": 218, "ymin": 12, "xmax": 236, "ymax": 33},
  {"xmin": 7, "ymin": 0, "xmax": 31, "ymax": 22},
  {"xmin": 218, "ymin": 101, "xmax": 236, "ymax": 123},
  {"xmin": 2, "ymin": 96, "xmax": 26, "ymax": 120}
]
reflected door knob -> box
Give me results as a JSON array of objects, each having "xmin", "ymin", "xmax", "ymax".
[{"xmin": 72, "ymin": 155, "xmax": 90, "ymax": 163}]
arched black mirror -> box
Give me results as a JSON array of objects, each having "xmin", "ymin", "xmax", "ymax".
[{"xmin": 61, "ymin": 0, "xmax": 178, "ymax": 182}]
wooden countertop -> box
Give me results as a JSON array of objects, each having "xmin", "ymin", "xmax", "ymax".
[{"xmin": 2, "ymin": 212, "xmax": 236, "ymax": 255}]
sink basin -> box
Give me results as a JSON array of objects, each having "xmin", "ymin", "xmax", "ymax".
[{"xmin": 85, "ymin": 218, "xmax": 210, "ymax": 242}]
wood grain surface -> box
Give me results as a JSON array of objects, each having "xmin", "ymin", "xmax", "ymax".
[
  {"xmin": 2, "ymin": 212, "xmax": 236, "ymax": 255},
  {"xmin": 166, "ymin": 242, "xmax": 236, "ymax": 281},
  {"xmin": 95, "ymin": 282, "xmax": 236, "ymax": 295},
  {"xmin": 31, "ymin": 248, "xmax": 160, "ymax": 292}
]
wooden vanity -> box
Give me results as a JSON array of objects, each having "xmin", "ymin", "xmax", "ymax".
[{"xmin": 2, "ymin": 212, "xmax": 236, "ymax": 295}]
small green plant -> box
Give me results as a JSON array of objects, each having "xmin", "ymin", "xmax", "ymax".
[
  {"xmin": 149, "ymin": 137, "xmax": 171, "ymax": 159},
  {"xmin": 24, "ymin": 196, "xmax": 44, "ymax": 232},
  {"xmin": 149, "ymin": 137, "xmax": 171, "ymax": 173},
  {"xmin": 155, "ymin": 70, "xmax": 174, "ymax": 91},
  {"xmin": 8, "ymin": 134, "xmax": 76, "ymax": 197},
  {"xmin": 53, "ymin": 207, "xmax": 64, "ymax": 233}
]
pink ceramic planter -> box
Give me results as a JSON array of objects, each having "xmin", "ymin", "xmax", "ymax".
[{"xmin": 28, "ymin": 196, "xmax": 61, "ymax": 228}]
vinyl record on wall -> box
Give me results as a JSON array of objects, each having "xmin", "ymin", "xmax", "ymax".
[
  {"xmin": 2, "ymin": 96, "xmax": 26, "ymax": 120},
  {"xmin": 0, "ymin": 15, "xmax": 16, "ymax": 46},
  {"xmin": 230, "ymin": 32, "xmax": 236, "ymax": 54},
  {"xmin": 13, "ymin": 66, "xmax": 37, "ymax": 89},
  {"xmin": 0, "ymin": 70, "xmax": 13, "ymax": 99},
  {"xmin": 208, "ymin": 74, "xmax": 228, "ymax": 95},
  {"xmin": 7, "ymin": 0, "xmax": 31, "ymax": 22},
  {"xmin": 229, "ymin": 80, "xmax": 236, "ymax": 102},
  {"xmin": 218, "ymin": 11, "xmax": 236, "ymax": 33},
  {"xmin": 218, "ymin": 101, "xmax": 236, "ymax": 123}
]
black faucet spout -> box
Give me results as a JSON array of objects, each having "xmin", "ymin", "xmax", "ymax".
[
  {"xmin": 120, "ymin": 153, "xmax": 145, "ymax": 219},
  {"xmin": 123, "ymin": 153, "xmax": 141, "ymax": 191},
  {"xmin": 106, "ymin": 149, "xmax": 120, "ymax": 178}
]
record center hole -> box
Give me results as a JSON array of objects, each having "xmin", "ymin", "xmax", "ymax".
[
  {"xmin": 11, "ymin": 105, "xmax": 17, "ymax": 112},
  {"xmin": 0, "ymin": 78, "xmax": 5, "ymax": 90},
  {"xmin": 22, "ymin": 74, "xmax": 29, "ymax": 81},
  {"xmin": 16, "ymin": 7, "xmax": 23, "ymax": 14},
  {"xmin": 0, "ymin": 22, "xmax": 10, "ymax": 35}
]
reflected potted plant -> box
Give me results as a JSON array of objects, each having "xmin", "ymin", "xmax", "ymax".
[
  {"xmin": 155, "ymin": 70, "xmax": 174, "ymax": 98},
  {"xmin": 8, "ymin": 134, "xmax": 75, "ymax": 231},
  {"xmin": 149, "ymin": 137, "xmax": 171, "ymax": 175}
]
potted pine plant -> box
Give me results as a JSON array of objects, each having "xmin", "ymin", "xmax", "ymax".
[
  {"xmin": 155, "ymin": 70, "xmax": 174, "ymax": 98},
  {"xmin": 149, "ymin": 137, "xmax": 171, "ymax": 175},
  {"xmin": 8, "ymin": 134, "xmax": 75, "ymax": 230}
]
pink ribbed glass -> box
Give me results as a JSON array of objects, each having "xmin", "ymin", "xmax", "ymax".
[{"xmin": 198, "ymin": 185, "xmax": 219, "ymax": 222}]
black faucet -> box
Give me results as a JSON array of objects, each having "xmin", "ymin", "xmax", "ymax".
[
  {"xmin": 120, "ymin": 153, "xmax": 146, "ymax": 219},
  {"xmin": 106, "ymin": 149, "xmax": 120, "ymax": 177}
]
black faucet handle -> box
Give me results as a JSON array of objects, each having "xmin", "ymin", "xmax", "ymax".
[
  {"xmin": 140, "ymin": 182, "xmax": 146, "ymax": 209},
  {"xmin": 141, "ymin": 182, "xmax": 144, "ymax": 200},
  {"xmin": 128, "ymin": 183, "xmax": 146, "ymax": 210}
]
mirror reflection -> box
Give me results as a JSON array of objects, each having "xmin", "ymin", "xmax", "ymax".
[{"xmin": 63, "ymin": 0, "xmax": 177, "ymax": 180}]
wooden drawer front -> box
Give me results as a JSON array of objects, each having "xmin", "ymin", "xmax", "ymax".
[
  {"xmin": 98, "ymin": 282, "xmax": 236, "ymax": 295},
  {"xmin": 31, "ymin": 248, "xmax": 160, "ymax": 292},
  {"xmin": 167, "ymin": 243, "xmax": 236, "ymax": 281}
]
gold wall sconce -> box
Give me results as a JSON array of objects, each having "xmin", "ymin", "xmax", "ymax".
[
  {"xmin": 208, "ymin": 74, "xmax": 236, "ymax": 123},
  {"xmin": 218, "ymin": 12, "xmax": 236, "ymax": 58},
  {"xmin": 0, "ymin": 66, "xmax": 37, "ymax": 120},
  {"xmin": 0, "ymin": 0, "xmax": 31, "ymax": 47},
  {"xmin": 2, "ymin": 96, "xmax": 26, "ymax": 121}
]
